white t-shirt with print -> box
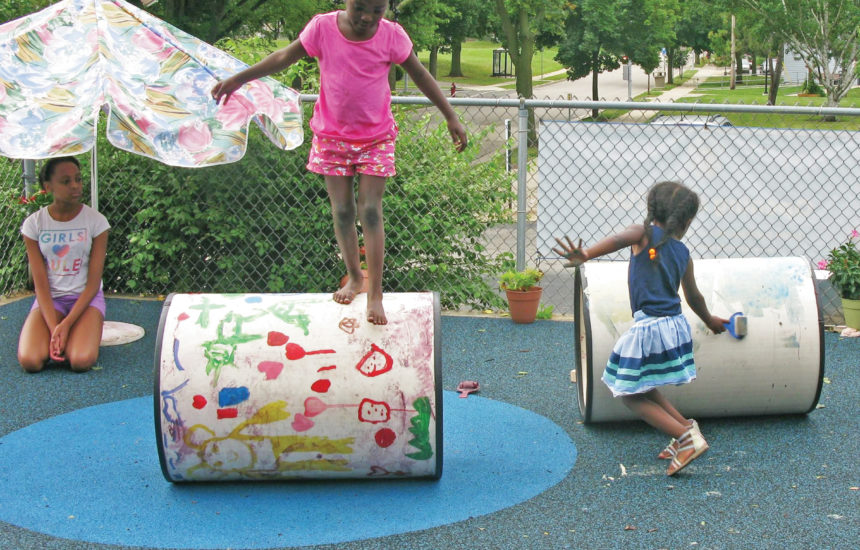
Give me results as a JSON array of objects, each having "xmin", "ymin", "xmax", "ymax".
[{"xmin": 21, "ymin": 205, "xmax": 111, "ymax": 297}]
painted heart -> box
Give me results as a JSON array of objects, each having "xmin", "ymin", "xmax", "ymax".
[
  {"xmin": 291, "ymin": 413, "xmax": 314, "ymax": 432},
  {"xmin": 303, "ymin": 397, "xmax": 327, "ymax": 417},
  {"xmin": 257, "ymin": 361, "xmax": 284, "ymax": 380},
  {"xmin": 267, "ymin": 331, "xmax": 288, "ymax": 346},
  {"xmin": 52, "ymin": 244, "xmax": 70, "ymax": 257},
  {"xmin": 192, "ymin": 395, "xmax": 207, "ymax": 409},
  {"xmin": 310, "ymin": 379, "xmax": 331, "ymax": 393}
]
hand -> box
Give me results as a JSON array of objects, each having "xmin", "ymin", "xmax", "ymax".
[
  {"xmin": 706, "ymin": 315, "xmax": 729, "ymax": 334},
  {"xmin": 447, "ymin": 118, "xmax": 468, "ymax": 152},
  {"xmin": 211, "ymin": 76, "xmax": 242, "ymax": 105},
  {"xmin": 552, "ymin": 236, "xmax": 588, "ymax": 268},
  {"xmin": 49, "ymin": 321, "xmax": 70, "ymax": 361}
]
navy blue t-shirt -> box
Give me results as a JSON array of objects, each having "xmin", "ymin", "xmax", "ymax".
[{"xmin": 627, "ymin": 225, "xmax": 690, "ymax": 316}]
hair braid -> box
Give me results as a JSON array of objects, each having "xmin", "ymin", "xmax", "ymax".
[{"xmin": 643, "ymin": 181, "xmax": 699, "ymax": 256}]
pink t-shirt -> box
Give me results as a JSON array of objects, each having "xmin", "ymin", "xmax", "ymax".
[{"xmin": 300, "ymin": 11, "xmax": 413, "ymax": 142}]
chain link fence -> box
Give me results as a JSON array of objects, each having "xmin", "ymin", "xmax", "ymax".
[{"xmin": 2, "ymin": 96, "xmax": 858, "ymax": 323}]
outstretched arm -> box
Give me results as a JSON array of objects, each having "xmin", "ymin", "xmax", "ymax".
[
  {"xmin": 553, "ymin": 224, "xmax": 647, "ymax": 268},
  {"xmin": 681, "ymin": 259, "xmax": 728, "ymax": 333},
  {"xmin": 400, "ymin": 52, "xmax": 467, "ymax": 152},
  {"xmin": 211, "ymin": 39, "xmax": 309, "ymax": 104}
]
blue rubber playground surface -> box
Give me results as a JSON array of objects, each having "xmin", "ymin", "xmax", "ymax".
[{"xmin": 0, "ymin": 295, "xmax": 858, "ymax": 549}]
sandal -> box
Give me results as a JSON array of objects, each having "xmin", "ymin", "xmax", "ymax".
[
  {"xmin": 666, "ymin": 424, "xmax": 709, "ymax": 476},
  {"xmin": 658, "ymin": 419, "xmax": 699, "ymax": 460},
  {"xmin": 457, "ymin": 380, "xmax": 480, "ymax": 398}
]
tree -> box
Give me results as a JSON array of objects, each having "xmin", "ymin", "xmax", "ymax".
[
  {"xmin": 625, "ymin": 0, "xmax": 679, "ymax": 91},
  {"xmin": 675, "ymin": 0, "xmax": 721, "ymax": 65},
  {"xmin": 147, "ymin": 0, "xmax": 335, "ymax": 44},
  {"xmin": 393, "ymin": 0, "xmax": 449, "ymax": 80},
  {"xmin": 1, "ymin": 0, "xmax": 53, "ymax": 24},
  {"xmin": 437, "ymin": 0, "xmax": 491, "ymax": 78},
  {"xmin": 555, "ymin": 0, "xmax": 626, "ymax": 117},
  {"xmin": 556, "ymin": 0, "xmax": 678, "ymax": 117},
  {"xmin": 493, "ymin": 0, "xmax": 566, "ymax": 100},
  {"xmin": 743, "ymin": 0, "xmax": 859, "ymax": 108}
]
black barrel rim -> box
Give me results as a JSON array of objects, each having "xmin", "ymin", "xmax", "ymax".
[
  {"xmin": 574, "ymin": 267, "xmax": 593, "ymax": 423},
  {"xmin": 153, "ymin": 293, "xmax": 176, "ymax": 483}
]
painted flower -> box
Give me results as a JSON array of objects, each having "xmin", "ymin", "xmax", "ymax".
[
  {"xmin": 131, "ymin": 28, "xmax": 171, "ymax": 61},
  {"xmin": 47, "ymin": 108, "xmax": 85, "ymax": 138},
  {"xmin": 214, "ymin": 93, "xmax": 254, "ymax": 131},
  {"xmin": 247, "ymin": 82, "xmax": 288, "ymax": 121},
  {"xmin": 178, "ymin": 120, "xmax": 213, "ymax": 153}
]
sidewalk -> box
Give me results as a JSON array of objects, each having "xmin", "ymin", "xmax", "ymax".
[{"xmin": 613, "ymin": 63, "xmax": 726, "ymax": 122}]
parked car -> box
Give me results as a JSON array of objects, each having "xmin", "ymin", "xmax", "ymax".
[
  {"xmin": 649, "ymin": 114, "xmax": 733, "ymax": 127},
  {"xmin": 740, "ymin": 57, "xmax": 751, "ymax": 73}
]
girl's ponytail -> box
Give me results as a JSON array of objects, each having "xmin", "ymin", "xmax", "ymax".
[{"xmin": 643, "ymin": 181, "xmax": 699, "ymax": 260}]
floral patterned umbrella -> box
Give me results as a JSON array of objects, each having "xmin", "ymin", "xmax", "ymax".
[{"xmin": 0, "ymin": 0, "xmax": 303, "ymax": 167}]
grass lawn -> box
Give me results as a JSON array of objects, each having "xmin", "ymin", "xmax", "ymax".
[
  {"xmin": 674, "ymin": 80, "xmax": 860, "ymax": 130},
  {"xmin": 417, "ymin": 40, "xmax": 563, "ymax": 87}
]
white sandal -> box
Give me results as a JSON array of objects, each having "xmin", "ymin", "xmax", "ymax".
[
  {"xmin": 658, "ymin": 419, "xmax": 698, "ymax": 460},
  {"xmin": 666, "ymin": 424, "xmax": 708, "ymax": 476}
]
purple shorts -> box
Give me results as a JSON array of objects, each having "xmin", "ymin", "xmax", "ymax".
[{"xmin": 31, "ymin": 289, "xmax": 106, "ymax": 318}]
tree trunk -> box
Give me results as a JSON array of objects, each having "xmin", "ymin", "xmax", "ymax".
[
  {"xmin": 449, "ymin": 41, "xmax": 463, "ymax": 77},
  {"xmin": 767, "ymin": 46, "xmax": 784, "ymax": 106},
  {"xmin": 667, "ymin": 47, "xmax": 675, "ymax": 85},
  {"xmin": 429, "ymin": 46, "xmax": 438, "ymax": 79},
  {"xmin": 734, "ymin": 51, "xmax": 744, "ymax": 84}
]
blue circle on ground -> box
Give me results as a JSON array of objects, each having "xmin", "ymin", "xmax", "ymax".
[{"xmin": 0, "ymin": 391, "xmax": 576, "ymax": 549}]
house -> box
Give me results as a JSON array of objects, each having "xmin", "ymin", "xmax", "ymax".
[
  {"xmin": 781, "ymin": 47, "xmax": 808, "ymax": 84},
  {"xmin": 780, "ymin": 45, "xmax": 847, "ymax": 85}
]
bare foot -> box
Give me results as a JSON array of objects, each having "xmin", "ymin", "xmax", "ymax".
[
  {"xmin": 366, "ymin": 295, "xmax": 387, "ymax": 325},
  {"xmin": 333, "ymin": 278, "xmax": 364, "ymax": 304}
]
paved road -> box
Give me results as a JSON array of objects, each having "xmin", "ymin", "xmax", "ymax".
[{"xmin": 458, "ymin": 59, "xmax": 699, "ymax": 100}]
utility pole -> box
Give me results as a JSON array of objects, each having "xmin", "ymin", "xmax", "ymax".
[{"xmin": 730, "ymin": 14, "xmax": 736, "ymax": 90}]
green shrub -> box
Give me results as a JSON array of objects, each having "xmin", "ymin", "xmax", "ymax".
[
  {"xmin": 93, "ymin": 107, "xmax": 513, "ymax": 311},
  {"xmin": 386, "ymin": 111, "xmax": 514, "ymax": 310}
]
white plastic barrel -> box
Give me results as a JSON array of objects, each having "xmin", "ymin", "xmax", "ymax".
[
  {"xmin": 574, "ymin": 257, "xmax": 824, "ymax": 423},
  {"xmin": 154, "ymin": 292, "xmax": 442, "ymax": 481}
]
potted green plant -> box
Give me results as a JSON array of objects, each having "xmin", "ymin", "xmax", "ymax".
[
  {"xmin": 499, "ymin": 267, "xmax": 544, "ymax": 323},
  {"xmin": 819, "ymin": 229, "xmax": 860, "ymax": 329}
]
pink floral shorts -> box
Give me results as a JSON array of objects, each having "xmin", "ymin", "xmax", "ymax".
[{"xmin": 306, "ymin": 132, "xmax": 397, "ymax": 177}]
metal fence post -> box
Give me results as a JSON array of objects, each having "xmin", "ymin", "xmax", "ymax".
[
  {"xmin": 504, "ymin": 118, "xmax": 511, "ymax": 172},
  {"xmin": 22, "ymin": 159, "xmax": 37, "ymax": 195},
  {"xmin": 516, "ymin": 99, "xmax": 528, "ymax": 271}
]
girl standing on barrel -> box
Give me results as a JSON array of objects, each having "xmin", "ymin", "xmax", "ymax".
[
  {"xmin": 553, "ymin": 181, "xmax": 728, "ymax": 476},
  {"xmin": 17, "ymin": 156, "xmax": 110, "ymax": 373},
  {"xmin": 212, "ymin": 0, "xmax": 467, "ymax": 325}
]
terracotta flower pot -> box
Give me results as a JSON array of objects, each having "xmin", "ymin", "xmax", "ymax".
[
  {"xmin": 505, "ymin": 287, "xmax": 542, "ymax": 324},
  {"xmin": 842, "ymin": 297, "xmax": 860, "ymax": 329}
]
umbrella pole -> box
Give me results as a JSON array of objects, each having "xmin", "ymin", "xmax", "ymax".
[
  {"xmin": 91, "ymin": 147, "xmax": 98, "ymax": 211},
  {"xmin": 22, "ymin": 160, "xmax": 37, "ymax": 196}
]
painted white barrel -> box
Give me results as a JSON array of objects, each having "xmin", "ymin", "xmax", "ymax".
[
  {"xmin": 574, "ymin": 257, "xmax": 823, "ymax": 423},
  {"xmin": 154, "ymin": 292, "xmax": 442, "ymax": 481}
]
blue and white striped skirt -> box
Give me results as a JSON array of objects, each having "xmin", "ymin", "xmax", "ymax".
[{"xmin": 601, "ymin": 311, "xmax": 696, "ymax": 397}]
